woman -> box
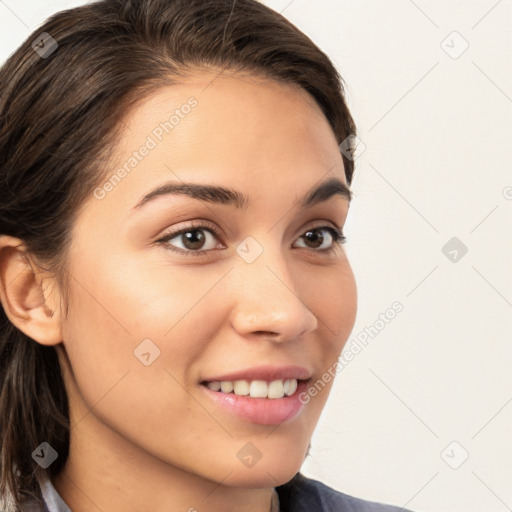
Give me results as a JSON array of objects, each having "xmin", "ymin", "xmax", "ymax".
[{"xmin": 0, "ymin": 1, "xmax": 414, "ymax": 511}]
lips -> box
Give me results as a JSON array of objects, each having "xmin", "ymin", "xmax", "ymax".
[
  {"xmin": 199, "ymin": 365, "xmax": 312, "ymax": 425},
  {"xmin": 200, "ymin": 379, "xmax": 309, "ymax": 425}
]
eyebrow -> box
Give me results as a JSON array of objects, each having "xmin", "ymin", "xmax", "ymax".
[{"xmin": 133, "ymin": 176, "xmax": 352, "ymax": 210}]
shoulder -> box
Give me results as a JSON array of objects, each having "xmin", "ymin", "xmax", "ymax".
[{"xmin": 275, "ymin": 472, "xmax": 414, "ymax": 512}]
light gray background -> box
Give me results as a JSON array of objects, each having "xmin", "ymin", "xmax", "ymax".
[{"xmin": 1, "ymin": 1, "xmax": 511, "ymax": 511}]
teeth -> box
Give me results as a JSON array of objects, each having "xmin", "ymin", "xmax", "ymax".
[
  {"xmin": 249, "ymin": 380, "xmax": 268, "ymax": 398},
  {"xmin": 286, "ymin": 378, "xmax": 297, "ymax": 396},
  {"xmin": 267, "ymin": 380, "xmax": 284, "ymax": 399},
  {"xmin": 205, "ymin": 379, "xmax": 298, "ymax": 399},
  {"xmin": 206, "ymin": 381, "xmax": 221, "ymax": 391},
  {"xmin": 220, "ymin": 381, "xmax": 234, "ymax": 393},
  {"xmin": 233, "ymin": 380, "xmax": 250, "ymax": 396}
]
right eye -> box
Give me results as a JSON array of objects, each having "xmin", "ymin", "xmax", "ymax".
[{"xmin": 155, "ymin": 222, "xmax": 225, "ymax": 256}]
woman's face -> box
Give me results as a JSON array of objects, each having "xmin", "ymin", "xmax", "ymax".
[{"xmin": 56, "ymin": 70, "xmax": 357, "ymax": 488}]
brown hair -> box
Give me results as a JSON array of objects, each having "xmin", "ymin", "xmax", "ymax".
[{"xmin": 0, "ymin": 0, "xmax": 357, "ymax": 508}]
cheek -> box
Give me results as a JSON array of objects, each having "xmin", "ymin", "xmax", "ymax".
[
  {"xmin": 301, "ymin": 260, "xmax": 357, "ymax": 354},
  {"xmin": 59, "ymin": 259, "xmax": 228, "ymax": 450},
  {"xmin": 308, "ymin": 262, "xmax": 357, "ymax": 409},
  {"xmin": 60, "ymin": 254, "xmax": 227, "ymax": 389},
  {"xmin": 337, "ymin": 263, "xmax": 358, "ymax": 340}
]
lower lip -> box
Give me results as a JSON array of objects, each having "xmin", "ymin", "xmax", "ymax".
[{"xmin": 200, "ymin": 380, "xmax": 309, "ymax": 426}]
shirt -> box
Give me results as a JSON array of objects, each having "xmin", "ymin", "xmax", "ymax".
[{"xmin": 3, "ymin": 472, "xmax": 414, "ymax": 511}]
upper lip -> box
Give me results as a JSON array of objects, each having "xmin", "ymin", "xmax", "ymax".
[{"xmin": 201, "ymin": 365, "xmax": 312, "ymax": 383}]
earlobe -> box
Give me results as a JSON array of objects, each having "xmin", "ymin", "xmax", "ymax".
[{"xmin": 0, "ymin": 235, "xmax": 62, "ymax": 346}]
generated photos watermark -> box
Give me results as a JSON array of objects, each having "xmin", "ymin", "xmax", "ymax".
[
  {"xmin": 94, "ymin": 97, "xmax": 198, "ymax": 200},
  {"xmin": 298, "ymin": 301, "xmax": 404, "ymax": 404}
]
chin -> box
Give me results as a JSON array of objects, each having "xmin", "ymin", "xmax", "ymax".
[{"xmin": 218, "ymin": 450, "xmax": 307, "ymax": 489}]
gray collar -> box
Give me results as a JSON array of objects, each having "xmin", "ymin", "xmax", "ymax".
[
  {"xmin": 38, "ymin": 475, "xmax": 279, "ymax": 512},
  {"xmin": 39, "ymin": 475, "xmax": 72, "ymax": 512}
]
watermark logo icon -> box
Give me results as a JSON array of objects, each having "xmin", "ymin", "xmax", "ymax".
[
  {"xmin": 32, "ymin": 442, "xmax": 58, "ymax": 468},
  {"xmin": 237, "ymin": 442, "xmax": 262, "ymax": 468},
  {"xmin": 441, "ymin": 31, "xmax": 469, "ymax": 59},
  {"xmin": 339, "ymin": 134, "xmax": 366, "ymax": 161},
  {"xmin": 236, "ymin": 236, "xmax": 264, "ymax": 263},
  {"xmin": 32, "ymin": 32, "xmax": 58, "ymax": 59},
  {"xmin": 441, "ymin": 441, "xmax": 469, "ymax": 469},
  {"xmin": 442, "ymin": 237, "xmax": 468, "ymax": 263},
  {"xmin": 134, "ymin": 338, "xmax": 161, "ymax": 366}
]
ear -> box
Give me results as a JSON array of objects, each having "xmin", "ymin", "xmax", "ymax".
[{"xmin": 0, "ymin": 235, "xmax": 62, "ymax": 346}]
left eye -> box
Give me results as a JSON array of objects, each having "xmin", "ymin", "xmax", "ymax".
[
  {"xmin": 157, "ymin": 224, "xmax": 345, "ymax": 255},
  {"xmin": 294, "ymin": 227, "xmax": 345, "ymax": 250},
  {"xmin": 159, "ymin": 227, "xmax": 221, "ymax": 252}
]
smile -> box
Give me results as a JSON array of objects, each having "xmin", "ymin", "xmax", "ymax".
[
  {"xmin": 202, "ymin": 378, "xmax": 299, "ymax": 399},
  {"xmin": 200, "ymin": 378, "xmax": 310, "ymax": 425}
]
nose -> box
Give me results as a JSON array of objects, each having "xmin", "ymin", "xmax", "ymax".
[{"xmin": 229, "ymin": 247, "xmax": 318, "ymax": 343}]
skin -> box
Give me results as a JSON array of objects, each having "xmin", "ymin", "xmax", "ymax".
[{"xmin": 0, "ymin": 69, "xmax": 357, "ymax": 512}]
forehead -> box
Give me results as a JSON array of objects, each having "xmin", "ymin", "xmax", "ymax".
[
  {"xmin": 86, "ymin": 69, "xmax": 348, "ymax": 221},
  {"xmin": 115, "ymin": 69, "xmax": 340, "ymax": 171}
]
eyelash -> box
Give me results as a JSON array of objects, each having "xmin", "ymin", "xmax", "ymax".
[{"xmin": 155, "ymin": 220, "xmax": 347, "ymax": 257}]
